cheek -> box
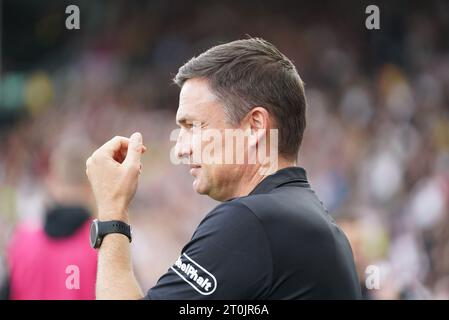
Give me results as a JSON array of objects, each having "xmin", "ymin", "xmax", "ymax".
[
  {"xmin": 192, "ymin": 132, "xmax": 203, "ymax": 151},
  {"xmin": 205, "ymin": 164, "xmax": 228, "ymax": 184},
  {"xmin": 197, "ymin": 165, "xmax": 214, "ymax": 186}
]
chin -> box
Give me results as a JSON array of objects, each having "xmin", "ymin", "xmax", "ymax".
[{"xmin": 192, "ymin": 178, "xmax": 208, "ymax": 195}]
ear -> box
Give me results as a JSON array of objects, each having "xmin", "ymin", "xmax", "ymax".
[
  {"xmin": 246, "ymin": 107, "xmax": 270, "ymax": 140},
  {"xmin": 247, "ymin": 107, "xmax": 270, "ymax": 133},
  {"xmin": 243, "ymin": 107, "xmax": 271, "ymax": 150}
]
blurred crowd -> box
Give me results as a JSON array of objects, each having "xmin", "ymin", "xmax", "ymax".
[{"xmin": 1, "ymin": 0, "xmax": 448, "ymax": 299}]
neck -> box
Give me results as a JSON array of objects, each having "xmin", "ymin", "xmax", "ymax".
[{"xmin": 230, "ymin": 157, "xmax": 296, "ymax": 199}]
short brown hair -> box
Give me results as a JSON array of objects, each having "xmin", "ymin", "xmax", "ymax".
[{"xmin": 174, "ymin": 38, "xmax": 307, "ymax": 159}]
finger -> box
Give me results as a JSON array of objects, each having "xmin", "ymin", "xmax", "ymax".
[
  {"xmin": 98, "ymin": 136, "xmax": 130, "ymax": 158},
  {"xmin": 123, "ymin": 132, "xmax": 143, "ymax": 168},
  {"xmin": 113, "ymin": 146, "xmax": 128, "ymax": 164},
  {"xmin": 119, "ymin": 144, "xmax": 147, "ymax": 154},
  {"xmin": 115, "ymin": 143, "xmax": 147, "ymax": 163},
  {"xmin": 96, "ymin": 135, "xmax": 146, "ymax": 164}
]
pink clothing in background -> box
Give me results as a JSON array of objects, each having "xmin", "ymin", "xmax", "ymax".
[{"xmin": 7, "ymin": 220, "xmax": 97, "ymax": 300}]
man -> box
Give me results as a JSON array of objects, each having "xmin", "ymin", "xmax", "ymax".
[
  {"xmin": 1, "ymin": 137, "xmax": 97, "ymax": 300},
  {"xmin": 86, "ymin": 38, "xmax": 361, "ymax": 299}
]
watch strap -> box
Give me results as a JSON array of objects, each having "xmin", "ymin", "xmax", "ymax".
[{"xmin": 98, "ymin": 220, "xmax": 132, "ymax": 243}]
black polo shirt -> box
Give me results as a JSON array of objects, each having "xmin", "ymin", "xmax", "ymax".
[{"xmin": 145, "ymin": 167, "xmax": 361, "ymax": 299}]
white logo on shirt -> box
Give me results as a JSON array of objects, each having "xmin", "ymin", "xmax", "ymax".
[{"xmin": 170, "ymin": 253, "xmax": 217, "ymax": 295}]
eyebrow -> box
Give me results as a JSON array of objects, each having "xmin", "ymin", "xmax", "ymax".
[{"xmin": 175, "ymin": 100, "xmax": 212, "ymax": 126}]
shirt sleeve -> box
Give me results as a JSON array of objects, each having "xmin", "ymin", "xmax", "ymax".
[{"xmin": 145, "ymin": 201, "xmax": 273, "ymax": 300}]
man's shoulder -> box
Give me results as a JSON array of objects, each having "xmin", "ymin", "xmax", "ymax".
[
  {"xmin": 197, "ymin": 199, "xmax": 261, "ymax": 234},
  {"xmin": 194, "ymin": 185, "xmax": 331, "ymax": 242},
  {"xmin": 233, "ymin": 185, "xmax": 333, "ymax": 235},
  {"xmin": 186, "ymin": 198, "xmax": 272, "ymax": 250}
]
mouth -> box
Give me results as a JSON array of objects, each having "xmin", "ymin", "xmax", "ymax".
[{"xmin": 189, "ymin": 164, "xmax": 201, "ymax": 176}]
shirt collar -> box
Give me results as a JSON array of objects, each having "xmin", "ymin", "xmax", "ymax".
[{"xmin": 249, "ymin": 166, "xmax": 309, "ymax": 195}]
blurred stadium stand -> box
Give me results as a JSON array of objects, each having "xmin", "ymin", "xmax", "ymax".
[{"xmin": 0, "ymin": 0, "xmax": 448, "ymax": 299}]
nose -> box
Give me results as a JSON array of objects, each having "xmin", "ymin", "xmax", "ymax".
[{"xmin": 175, "ymin": 129, "xmax": 193, "ymax": 160}]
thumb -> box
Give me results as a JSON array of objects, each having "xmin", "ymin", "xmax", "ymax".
[{"xmin": 124, "ymin": 132, "xmax": 143, "ymax": 167}]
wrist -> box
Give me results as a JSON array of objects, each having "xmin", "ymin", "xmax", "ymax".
[
  {"xmin": 97, "ymin": 207, "xmax": 129, "ymax": 223},
  {"xmin": 90, "ymin": 219, "xmax": 132, "ymax": 249},
  {"xmin": 100, "ymin": 233, "xmax": 131, "ymax": 246}
]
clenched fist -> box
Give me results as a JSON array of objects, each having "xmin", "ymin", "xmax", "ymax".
[{"xmin": 86, "ymin": 132, "xmax": 147, "ymax": 222}]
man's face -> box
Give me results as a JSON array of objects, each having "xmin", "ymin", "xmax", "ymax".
[{"xmin": 175, "ymin": 78, "xmax": 244, "ymax": 201}]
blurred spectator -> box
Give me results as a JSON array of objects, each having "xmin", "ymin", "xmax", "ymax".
[{"xmin": 0, "ymin": 134, "xmax": 97, "ymax": 299}]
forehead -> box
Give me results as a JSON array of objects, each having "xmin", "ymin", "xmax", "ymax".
[{"xmin": 176, "ymin": 78, "xmax": 222, "ymax": 123}]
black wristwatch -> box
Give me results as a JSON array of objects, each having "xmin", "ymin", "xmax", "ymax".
[{"xmin": 90, "ymin": 219, "xmax": 132, "ymax": 249}]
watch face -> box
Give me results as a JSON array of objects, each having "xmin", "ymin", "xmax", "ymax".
[{"xmin": 90, "ymin": 219, "xmax": 99, "ymax": 249}]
